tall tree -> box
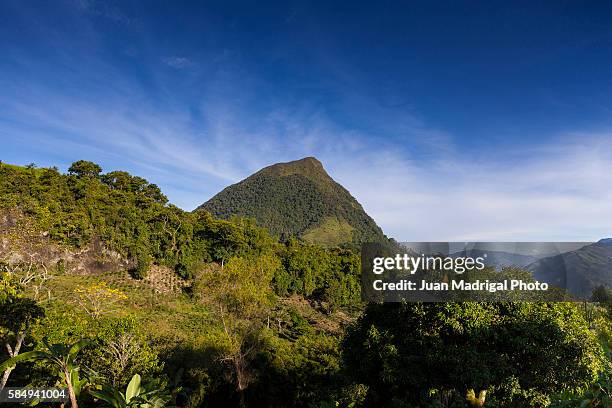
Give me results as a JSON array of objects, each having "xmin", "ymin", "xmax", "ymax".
[
  {"xmin": 0, "ymin": 269, "xmax": 44, "ymax": 390},
  {"xmin": 67, "ymin": 160, "xmax": 102, "ymax": 178},
  {"xmin": 193, "ymin": 255, "xmax": 279, "ymax": 404}
]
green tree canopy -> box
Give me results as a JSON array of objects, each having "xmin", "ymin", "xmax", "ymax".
[
  {"xmin": 343, "ymin": 302, "xmax": 604, "ymax": 407},
  {"xmin": 68, "ymin": 160, "xmax": 102, "ymax": 178}
]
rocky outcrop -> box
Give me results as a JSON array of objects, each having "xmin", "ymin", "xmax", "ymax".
[{"xmin": 0, "ymin": 209, "xmax": 129, "ymax": 275}]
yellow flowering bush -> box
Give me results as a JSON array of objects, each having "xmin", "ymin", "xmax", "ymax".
[{"xmin": 73, "ymin": 282, "xmax": 128, "ymax": 318}]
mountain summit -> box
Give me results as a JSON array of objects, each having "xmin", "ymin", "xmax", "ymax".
[{"xmin": 198, "ymin": 157, "xmax": 387, "ymax": 246}]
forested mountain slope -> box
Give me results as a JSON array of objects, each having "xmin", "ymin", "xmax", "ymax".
[
  {"xmin": 528, "ymin": 240, "xmax": 612, "ymax": 299},
  {"xmin": 199, "ymin": 157, "xmax": 387, "ymax": 246}
]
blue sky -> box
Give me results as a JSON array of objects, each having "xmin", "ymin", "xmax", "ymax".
[{"xmin": 1, "ymin": 0, "xmax": 612, "ymax": 241}]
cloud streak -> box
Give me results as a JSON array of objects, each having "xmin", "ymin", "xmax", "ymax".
[
  {"xmin": 162, "ymin": 57, "xmax": 194, "ymax": 69},
  {"xmin": 329, "ymin": 133, "xmax": 612, "ymax": 241},
  {"xmin": 3, "ymin": 76, "xmax": 612, "ymax": 241}
]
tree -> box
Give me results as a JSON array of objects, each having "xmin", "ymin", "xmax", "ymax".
[
  {"xmin": 132, "ymin": 250, "xmax": 152, "ymax": 280},
  {"xmin": 193, "ymin": 255, "xmax": 279, "ymax": 404},
  {"xmin": 0, "ymin": 270, "xmax": 44, "ymax": 390},
  {"xmin": 343, "ymin": 302, "xmax": 603, "ymax": 407},
  {"xmin": 591, "ymin": 285, "xmax": 612, "ymax": 317},
  {"xmin": 102, "ymin": 171, "xmax": 168, "ymax": 204},
  {"xmin": 0, "ymin": 339, "xmax": 90, "ymax": 408},
  {"xmin": 8, "ymin": 261, "xmax": 55, "ymax": 303},
  {"xmin": 68, "ymin": 160, "xmax": 102, "ymax": 178},
  {"xmin": 73, "ymin": 282, "xmax": 128, "ymax": 319},
  {"xmin": 85, "ymin": 317, "xmax": 161, "ymax": 387}
]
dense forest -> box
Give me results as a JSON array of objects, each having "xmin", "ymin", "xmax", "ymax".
[
  {"xmin": 0, "ymin": 161, "xmax": 610, "ymax": 407},
  {"xmin": 199, "ymin": 157, "xmax": 387, "ymax": 246}
]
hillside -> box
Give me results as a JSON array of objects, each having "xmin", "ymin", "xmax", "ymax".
[
  {"xmin": 0, "ymin": 160, "xmax": 365, "ymax": 406},
  {"xmin": 199, "ymin": 157, "xmax": 387, "ymax": 246},
  {"xmin": 0, "ymin": 160, "xmax": 362, "ymax": 304},
  {"xmin": 528, "ymin": 240, "xmax": 612, "ymax": 299}
]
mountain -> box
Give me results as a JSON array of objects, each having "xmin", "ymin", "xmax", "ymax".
[
  {"xmin": 527, "ymin": 241, "xmax": 612, "ymax": 299},
  {"xmin": 198, "ymin": 157, "xmax": 387, "ymax": 246},
  {"xmin": 450, "ymin": 249, "xmax": 540, "ymax": 269}
]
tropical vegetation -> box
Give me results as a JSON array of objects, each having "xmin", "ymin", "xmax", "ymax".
[{"xmin": 0, "ymin": 161, "xmax": 610, "ymax": 407}]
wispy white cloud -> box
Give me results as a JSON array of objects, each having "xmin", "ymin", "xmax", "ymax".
[
  {"xmin": 328, "ymin": 133, "xmax": 612, "ymax": 241},
  {"xmin": 162, "ymin": 57, "xmax": 194, "ymax": 69},
  {"xmin": 3, "ymin": 71, "xmax": 612, "ymax": 241},
  {"xmin": 73, "ymin": 0, "xmax": 131, "ymax": 25}
]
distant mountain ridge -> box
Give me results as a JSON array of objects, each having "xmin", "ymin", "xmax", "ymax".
[
  {"xmin": 450, "ymin": 249, "xmax": 540, "ymax": 269},
  {"xmin": 198, "ymin": 157, "xmax": 387, "ymax": 246},
  {"xmin": 451, "ymin": 244, "xmax": 611, "ymax": 299},
  {"xmin": 527, "ymin": 241, "xmax": 612, "ymax": 299}
]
